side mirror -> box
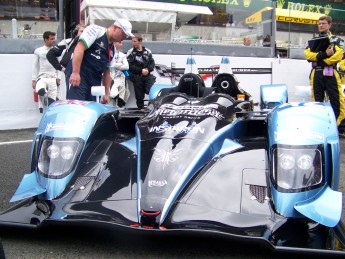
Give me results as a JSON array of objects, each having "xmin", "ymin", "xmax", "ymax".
[{"xmin": 91, "ymin": 86, "xmax": 105, "ymax": 103}]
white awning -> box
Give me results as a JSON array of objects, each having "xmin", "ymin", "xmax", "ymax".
[{"xmin": 81, "ymin": 0, "xmax": 213, "ymax": 26}]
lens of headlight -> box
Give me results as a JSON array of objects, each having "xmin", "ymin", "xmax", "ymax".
[
  {"xmin": 279, "ymin": 153, "xmax": 295, "ymax": 170},
  {"xmin": 38, "ymin": 137, "xmax": 83, "ymax": 179},
  {"xmin": 272, "ymin": 145, "xmax": 323, "ymax": 192},
  {"xmin": 47, "ymin": 144, "xmax": 60, "ymax": 159},
  {"xmin": 297, "ymin": 154, "xmax": 313, "ymax": 170},
  {"xmin": 61, "ymin": 146, "xmax": 74, "ymax": 160}
]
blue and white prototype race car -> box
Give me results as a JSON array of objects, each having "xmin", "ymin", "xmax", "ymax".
[{"xmin": 0, "ymin": 57, "xmax": 344, "ymax": 255}]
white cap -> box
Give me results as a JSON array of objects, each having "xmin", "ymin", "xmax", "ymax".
[{"xmin": 114, "ymin": 18, "xmax": 134, "ymax": 38}]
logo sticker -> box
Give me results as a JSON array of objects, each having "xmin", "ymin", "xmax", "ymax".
[
  {"xmin": 153, "ymin": 147, "xmax": 183, "ymax": 170},
  {"xmin": 149, "ymin": 121, "xmax": 205, "ymax": 134},
  {"xmin": 148, "ymin": 180, "xmax": 168, "ymax": 187},
  {"xmin": 152, "ymin": 104, "xmax": 224, "ymax": 120}
]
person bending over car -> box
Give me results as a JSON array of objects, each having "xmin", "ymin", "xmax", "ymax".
[{"xmin": 66, "ymin": 19, "xmax": 134, "ymax": 103}]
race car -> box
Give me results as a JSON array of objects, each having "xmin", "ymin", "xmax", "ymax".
[{"xmin": 0, "ymin": 57, "xmax": 344, "ymax": 256}]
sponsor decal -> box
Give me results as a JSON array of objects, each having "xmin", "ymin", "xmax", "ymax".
[
  {"xmin": 95, "ymin": 48, "xmax": 102, "ymax": 54},
  {"xmin": 148, "ymin": 180, "xmax": 168, "ymax": 187},
  {"xmin": 286, "ymin": 2, "xmax": 332, "ymax": 15},
  {"xmin": 91, "ymin": 53, "xmax": 101, "ymax": 60},
  {"xmin": 152, "ymin": 103, "xmax": 224, "ymax": 120},
  {"xmin": 153, "ymin": 147, "xmax": 183, "ymax": 170},
  {"xmin": 44, "ymin": 122, "xmax": 83, "ymax": 134},
  {"xmin": 276, "ymin": 16, "xmax": 317, "ymax": 25},
  {"xmin": 52, "ymin": 100, "xmax": 90, "ymax": 106},
  {"xmin": 274, "ymin": 130, "xmax": 324, "ymax": 142},
  {"xmin": 149, "ymin": 121, "xmax": 205, "ymax": 134},
  {"xmin": 96, "ymin": 41, "xmax": 106, "ymax": 50},
  {"xmin": 154, "ymin": 64, "xmax": 272, "ymax": 81}
]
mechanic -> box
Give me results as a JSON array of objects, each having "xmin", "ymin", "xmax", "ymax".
[
  {"xmin": 66, "ymin": 19, "xmax": 134, "ymax": 103},
  {"xmin": 304, "ymin": 15, "xmax": 345, "ymax": 137},
  {"xmin": 32, "ymin": 31, "xmax": 60, "ymax": 113},
  {"xmin": 109, "ymin": 41, "xmax": 130, "ymax": 108},
  {"xmin": 127, "ymin": 33, "xmax": 156, "ymax": 109}
]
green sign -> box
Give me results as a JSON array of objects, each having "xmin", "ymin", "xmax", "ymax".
[
  {"xmin": 140, "ymin": 0, "xmax": 344, "ymax": 19},
  {"xmin": 140, "ymin": 0, "xmax": 269, "ymax": 9}
]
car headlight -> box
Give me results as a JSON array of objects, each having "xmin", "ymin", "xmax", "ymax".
[
  {"xmin": 272, "ymin": 144, "xmax": 324, "ymax": 192},
  {"xmin": 37, "ymin": 137, "xmax": 84, "ymax": 178}
]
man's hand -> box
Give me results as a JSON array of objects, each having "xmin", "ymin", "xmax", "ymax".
[
  {"xmin": 142, "ymin": 68, "xmax": 149, "ymax": 76},
  {"xmin": 101, "ymin": 94, "xmax": 109, "ymax": 104},
  {"xmin": 326, "ymin": 45, "xmax": 334, "ymax": 56},
  {"xmin": 69, "ymin": 72, "xmax": 81, "ymax": 87},
  {"xmin": 32, "ymin": 80, "xmax": 36, "ymax": 89}
]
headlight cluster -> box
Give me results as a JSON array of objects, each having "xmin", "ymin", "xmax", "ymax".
[
  {"xmin": 38, "ymin": 137, "xmax": 83, "ymax": 178},
  {"xmin": 272, "ymin": 145, "xmax": 324, "ymax": 192}
]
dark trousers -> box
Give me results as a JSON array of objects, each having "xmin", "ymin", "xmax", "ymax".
[
  {"xmin": 130, "ymin": 74, "xmax": 155, "ymax": 108},
  {"xmin": 310, "ymin": 68, "xmax": 345, "ymax": 131}
]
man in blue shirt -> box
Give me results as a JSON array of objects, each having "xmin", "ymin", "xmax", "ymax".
[{"xmin": 66, "ymin": 19, "xmax": 134, "ymax": 103}]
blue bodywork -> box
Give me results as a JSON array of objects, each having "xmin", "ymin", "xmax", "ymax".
[
  {"xmin": 260, "ymin": 84, "xmax": 288, "ymax": 109},
  {"xmin": 267, "ymin": 102, "xmax": 342, "ymax": 227},
  {"xmin": 11, "ymin": 100, "xmax": 117, "ymax": 201}
]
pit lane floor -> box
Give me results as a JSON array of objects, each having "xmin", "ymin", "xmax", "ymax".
[{"xmin": 0, "ymin": 128, "xmax": 344, "ymax": 258}]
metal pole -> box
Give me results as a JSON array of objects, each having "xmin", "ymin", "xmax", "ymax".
[
  {"xmin": 271, "ymin": 0, "xmax": 276, "ymax": 58},
  {"xmin": 57, "ymin": 0, "xmax": 64, "ymax": 41}
]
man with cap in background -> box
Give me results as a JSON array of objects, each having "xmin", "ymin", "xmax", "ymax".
[{"xmin": 66, "ymin": 19, "xmax": 134, "ymax": 103}]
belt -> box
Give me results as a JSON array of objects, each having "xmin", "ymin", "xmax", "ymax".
[{"xmin": 313, "ymin": 65, "xmax": 336, "ymax": 69}]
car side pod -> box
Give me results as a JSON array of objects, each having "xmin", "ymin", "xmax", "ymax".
[
  {"xmin": 267, "ymin": 102, "xmax": 342, "ymax": 227},
  {"xmin": 10, "ymin": 100, "xmax": 118, "ymax": 202},
  {"xmin": 260, "ymin": 84, "xmax": 287, "ymax": 110},
  {"xmin": 10, "ymin": 172, "xmax": 46, "ymax": 202},
  {"xmin": 294, "ymin": 185, "xmax": 342, "ymax": 227}
]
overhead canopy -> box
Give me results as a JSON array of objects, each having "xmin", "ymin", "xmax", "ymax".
[
  {"xmin": 80, "ymin": 0, "xmax": 212, "ymax": 38},
  {"xmin": 246, "ymin": 7, "xmax": 324, "ymax": 25}
]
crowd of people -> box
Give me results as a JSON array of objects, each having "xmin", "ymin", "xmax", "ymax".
[{"xmin": 32, "ymin": 18, "xmax": 156, "ymax": 111}]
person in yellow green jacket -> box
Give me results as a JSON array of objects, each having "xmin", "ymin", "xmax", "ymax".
[{"xmin": 304, "ymin": 15, "xmax": 345, "ymax": 137}]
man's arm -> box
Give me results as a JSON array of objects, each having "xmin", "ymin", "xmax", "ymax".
[
  {"xmin": 46, "ymin": 45, "xmax": 66, "ymax": 71},
  {"xmin": 69, "ymin": 41, "xmax": 86, "ymax": 87},
  {"xmin": 32, "ymin": 49, "xmax": 39, "ymax": 89},
  {"xmin": 127, "ymin": 50, "xmax": 142, "ymax": 74},
  {"xmin": 102, "ymin": 69, "xmax": 111, "ymax": 104},
  {"xmin": 323, "ymin": 39, "xmax": 344, "ymax": 66},
  {"xmin": 340, "ymin": 59, "xmax": 345, "ymax": 71},
  {"xmin": 146, "ymin": 52, "xmax": 155, "ymax": 73}
]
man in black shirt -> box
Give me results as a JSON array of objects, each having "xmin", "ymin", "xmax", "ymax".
[
  {"xmin": 46, "ymin": 24, "xmax": 86, "ymax": 73},
  {"xmin": 127, "ymin": 33, "xmax": 156, "ymax": 109}
]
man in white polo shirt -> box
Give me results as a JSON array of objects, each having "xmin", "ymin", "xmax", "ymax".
[{"xmin": 32, "ymin": 31, "xmax": 60, "ymax": 113}]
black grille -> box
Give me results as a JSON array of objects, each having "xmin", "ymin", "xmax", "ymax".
[
  {"xmin": 250, "ymin": 185, "xmax": 267, "ymax": 204},
  {"xmin": 73, "ymin": 176, "xmax": 93, "ymax": 190}
]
